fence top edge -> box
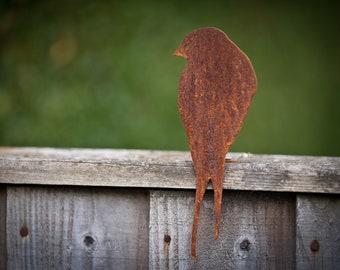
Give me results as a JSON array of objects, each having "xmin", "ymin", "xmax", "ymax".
[{"xmin": 0, "ymin": 147, "xmax": 339, "ymax": 194}]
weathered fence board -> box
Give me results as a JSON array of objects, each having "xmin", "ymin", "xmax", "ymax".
[
  {"xmin": 296, "ymin": 194, "xmax": 340, "ymax": 269},
  {"xmin": 0, "ymin": 147, "xmax": 339, "ymax": 193},
  {"xmin": 0, "ymin": 147, "xmax": 339, "ymax": 269},
  {"xmin": 6, "ymin": 186, "xmax": 149, "ymax": 270},
  {"xmin": 0, "ymin": 185, "xmax": 7, "ymax": 270},
  {"xmin": 149, "ymin": 190, "xmax": 296, "ymax": 270}
]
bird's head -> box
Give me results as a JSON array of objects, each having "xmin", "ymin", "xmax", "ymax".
[
  {"xmin": 173, "ymin": 35, "xmax": 192, "ymax": 59},
  {"xmin": 173, "ymin": 31, "xmax": 196, "ymax": 59},
  {"xmin": 173, "ymin": 27, "xmax": 226, "ymax": 60}
]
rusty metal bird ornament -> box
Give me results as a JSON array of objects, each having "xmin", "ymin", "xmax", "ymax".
[{"xmin": 173, "ymin": 27, "xmax": 257, "ymax": 258}]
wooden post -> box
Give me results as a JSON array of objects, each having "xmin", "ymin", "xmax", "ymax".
[{"xmin": 0, "ymin": 147, "xmax": 339, "ymax": 269}]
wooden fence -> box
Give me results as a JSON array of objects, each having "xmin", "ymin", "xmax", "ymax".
[{"xmin": 0, "ymin": 147, "xmax": 339, "ymax": 269}]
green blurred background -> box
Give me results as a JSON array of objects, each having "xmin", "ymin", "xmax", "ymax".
[{"xmin": 0, "ymin": 0, "xmax": 339, "ymax": 156}]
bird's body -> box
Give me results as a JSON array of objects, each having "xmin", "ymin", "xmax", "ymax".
[{"xmin": 174, "ymin": 27, "xmax": 257, "ymax": 258}]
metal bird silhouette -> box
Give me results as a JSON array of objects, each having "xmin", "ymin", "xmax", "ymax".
[{"xmin": 173, "ymin": 27, "xmax": 257, "ymax": 258}]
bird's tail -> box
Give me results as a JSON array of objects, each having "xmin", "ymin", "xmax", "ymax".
[
  {"xmin": 191, "ymin": 173, "xmax": 223, "ymax": 258},
  {"xmin": 212, "ymin": 176, "xmax": 223, "ymax": 240},
  {"xmin": 191, "ymin": 177, "xmax": 209, "ymax": 258}
]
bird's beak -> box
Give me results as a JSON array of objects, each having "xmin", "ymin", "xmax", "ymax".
[{"xmin": 173, "ymin": 49, "xmax": 185, "ymax": 58}]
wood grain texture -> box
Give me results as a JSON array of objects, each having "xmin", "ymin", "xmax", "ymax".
[
  {"xmin": 1, "ymin": 147, "xmax": 339, "ymax": 268},
  {"xmin": 296, "ymin": 194, "xmax": 340, "ymax": 269},
  {"xmin": 0, "ymin": 185, "xmax": 7, "ymax": 270},
  {"xmin": 6, "ymin": 186, "xmax": 149, "ymax": 270},
  {"xmin": 0, "ymin": 147, "xmax": 339, "ymax": 194},
  {"xmin": 149, "ymin": 190, "xmax": 296, "ymax": 269}
]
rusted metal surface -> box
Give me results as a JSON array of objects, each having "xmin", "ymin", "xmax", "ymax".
[{"xmin": 174, "ymin": 27, "xmax": 257, "ymax": 258}]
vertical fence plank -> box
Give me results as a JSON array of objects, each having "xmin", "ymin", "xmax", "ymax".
[
  {"xmin": 0, "ymin": 185, "xmax": 7, "ymax": 270},
  {"xmin": 6, "ymin": 186, "xmax": 149, "ymax": 270},
  {"xmin": 149, "ymin": 190, "xmax": 194, "ymax": 270},
  {"xmin": 296, "ymin": 194, "xmax": 340, "ymax": 270},
  {"xmin": 149, "ymin": 190, "xmax": 296, "ymax": 269}
]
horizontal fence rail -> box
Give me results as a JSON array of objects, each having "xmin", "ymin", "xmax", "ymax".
[{"xmin": 0, "ymin": 147, "xmax": 339, "ymax": 193}]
